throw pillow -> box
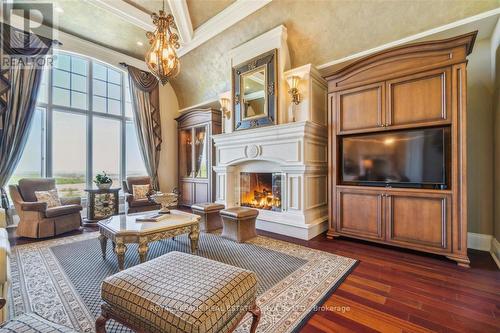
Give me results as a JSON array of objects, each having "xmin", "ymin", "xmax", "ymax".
[
  {"xmin": 132, "ymin": 184, "xmax": 150, "ymax": 199},
  {"xmin": 34, "ymin": 189, "xmax": 62, "ymax": 208}
]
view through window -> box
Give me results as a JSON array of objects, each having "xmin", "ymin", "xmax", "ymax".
[{"xmin": 8, "ymin": 52, "xmax": 147, "ymax": 199}]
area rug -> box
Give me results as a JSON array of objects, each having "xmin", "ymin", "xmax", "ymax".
[{"xmin": 9, "ymin": 232, "xmax": 357, "ymax": 332}]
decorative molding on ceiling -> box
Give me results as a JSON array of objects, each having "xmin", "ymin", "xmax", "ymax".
[
  {"xmin": 88, "ymin": 0, "xmax": 272, "ymax": 58},
  {"xmin": 177, "ymin": 0, "xmax": 272, "ymax": 57},
  {"xmin": 86, "ymin": 0, "xmax": 154, "ymax": 31},
  {"xmin": 167, "ymin": 0, "xmax": 193, "ymax": 43}
]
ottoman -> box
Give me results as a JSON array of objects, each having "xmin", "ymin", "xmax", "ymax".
[
  {"xmin": 220, "ymin": 207, "xmax": 259, "ymax": 243},
  {"xmin": 191, "ymin": 203, "xmax": 225, "ymax": 232},
  {"xmin": 96, "ymin": 251, "xmax": 261, "ymax": 333},
  {"xmin": 0, "ymin": 312, "xmax": 77, "ymax": 333}
]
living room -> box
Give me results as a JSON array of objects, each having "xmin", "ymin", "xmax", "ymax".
[{"xmin": 0, "ymin": 0, "xmax": 499, "ymax": 332}]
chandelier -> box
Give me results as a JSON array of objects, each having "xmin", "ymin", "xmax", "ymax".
[{"xmin": 145, "ymin": 5, "xmax": 181, "ymax": 85}]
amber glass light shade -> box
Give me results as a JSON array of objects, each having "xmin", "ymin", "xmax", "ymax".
[{"xmin": 145, "ymin": 10, "xmax": 180, "ymax": 85}]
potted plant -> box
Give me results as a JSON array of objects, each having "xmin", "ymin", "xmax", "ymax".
[{"xmin": 94, "ymin": 172, "xmax": 113, "ymax": 190}]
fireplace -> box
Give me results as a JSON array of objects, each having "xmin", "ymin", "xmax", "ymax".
[{"xmin": 240, "ymin": 172, "xmax": 282, "ymax": 211}]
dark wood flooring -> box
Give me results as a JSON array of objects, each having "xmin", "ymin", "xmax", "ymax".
[{"xmin": 7, "ymin": 226, "xmax": 500, "ymax": 333}]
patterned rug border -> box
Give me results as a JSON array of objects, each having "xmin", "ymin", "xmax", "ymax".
[{"xmin": 10, "ymin": 232, "xmax": 358, "ymax": 333}]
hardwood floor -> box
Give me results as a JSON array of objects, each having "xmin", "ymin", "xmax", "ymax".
[{"xmin": 7, "ymin": 226, "xmax": 500, "ymax": 333}]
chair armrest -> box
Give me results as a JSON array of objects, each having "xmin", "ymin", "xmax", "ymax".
[
  {"xmin": 60, "ymin": 196, "xmax": 81, "ymax": 206},
  {"xmin": 21, "ymin": 202, "xmax": 47, "ymax": 212},
  {"xmin": 125, "ymin": 193, "xmax": 134, "ymax": 203},
  {"xmin": 0, "ymin": 209, "xmax": 5, "ymax": 229},
  {"xmin": 0, "ymin": 238, "xmax": 8, "ymax": 284}
]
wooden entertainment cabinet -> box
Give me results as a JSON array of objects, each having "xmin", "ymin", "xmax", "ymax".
[{"xmin": 325, "ymin": 32, "xmax": 477, "ymax": 267}]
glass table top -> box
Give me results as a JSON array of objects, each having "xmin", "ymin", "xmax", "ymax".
[{"xmin": 98, "ymin": 210, "xmax": 199, "ymax": 234}]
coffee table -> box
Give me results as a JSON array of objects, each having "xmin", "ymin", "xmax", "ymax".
[{"xmin": 97, "ymin": 210, "xmax": 200, "ymax": 270}]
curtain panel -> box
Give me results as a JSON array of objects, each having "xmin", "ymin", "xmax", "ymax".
[
  {"xmin": 0, "ymin": 23, "xmax": 53, "ymax": 209},
  {"xmin": 127, "ymin": 66, "xmax": 162, "ymax": 190}
]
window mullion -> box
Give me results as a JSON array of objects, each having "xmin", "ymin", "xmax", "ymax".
[
  {"xmin": 46, "ymin": 65, "xmax": 53, "ymax": 178},
  {"xmin": 87, "ymin": 60, "xmax": 93, "ymax": 189}
]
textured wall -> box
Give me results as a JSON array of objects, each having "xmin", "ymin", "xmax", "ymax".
[
  {"xmin": 495, "ymin": 45, "xmax": 500, "ymax": 241},
  {"xmin": 170, "ymin": 0, "xmax": 500, "ymax": 109},
  {"xmin": 158, "ymin": 84, "xmax": 179, "ymax": 193},
  {"xmin": 467, "ymin": 39, "xmax": 495, "ymax": 235}
]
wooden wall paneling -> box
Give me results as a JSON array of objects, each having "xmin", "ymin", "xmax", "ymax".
[
  {"xmin": 336, "ymin": 187, "xmax": 384, "ymax": 240},
  {"xmin": 325, "ymin": 32, "xmax": 476, "ymax": 93},
  {"xmin": 386, "ymin": 67, "xmax": 451, "ymax": 128},
  {"xmin": 327, "ymin": 93, "xmax": 337, "ymax": 238},
  {"xmin": 447, "ymin": 63, "xmax": 470, "ymax": 267},
  {"xmin": 325, "ymin": 32, "xmax": 476, "ymax": 267},
  {"xmin": 385, "ymin": 190, "xmax": 451, "ymax": 252},
  {"xmin": 336, "ymin": 82, "xmax": 385, "ymax": 134}
]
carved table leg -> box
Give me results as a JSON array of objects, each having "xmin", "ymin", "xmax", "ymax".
[
  {"xmin": 249, "ymin": 303, "xmax": 261, "ymax": 333},
  {"xmin": 138, "ymin": 237, "xmax": 149, "ymax": 263},
  {"xmin": 98, "ymin": 234, "xmax": 107, "ymax": 259},
  {"xmin": 114, "ymin": 239, "xmax": 127, "ymax": 271},
  {"xmin": 188, "ymin": 225, "xmax": 199, "ymax": 253},
  {"xmin": 96, "ymin": 305, "xmax": 109, "ymax": 333}
]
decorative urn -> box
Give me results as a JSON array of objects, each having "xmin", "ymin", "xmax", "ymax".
[{"xmin": 151, "ymin": 192, "xmax": 178, "ymax": 214}]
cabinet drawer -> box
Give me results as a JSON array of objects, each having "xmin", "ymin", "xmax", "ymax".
[
  {"xmin": 337, "ymin": 83, "xmax": 384, "ymax": 134},
  {"xmin": 387, "ymin": 68, "xmax": 451, "ymax": 128},
  {"xmin": 385, "ymin": 191, "xmax": 451, "ymax": 252},
  {"xmin": 336, "ymin": 188, "xmax": 384, "ymax": 240}
]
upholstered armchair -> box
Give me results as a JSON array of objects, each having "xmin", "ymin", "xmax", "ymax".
[
  {"xmin": 0, "ymin": 209, "xmax": 9, "ymax": 323},
  {"xmin": 9, "ymin": 178, "xmax": 82, "ymax": 239},
  {"xmin": 123, "ymin": 176, "xmax": 160, "ymax": 214}
]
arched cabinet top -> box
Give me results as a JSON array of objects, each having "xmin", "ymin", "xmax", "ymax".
[
  {"xmin": 325, "ymin": 31, "xmax": 477, "ymax": 92},
  {"xmin": 175, "ymin": 108, "xmax": 222, "ymax": 128}
]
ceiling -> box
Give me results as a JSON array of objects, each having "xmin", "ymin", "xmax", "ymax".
[{"xmin": 11, "ymin": 0, "xmax": 247, "ymax": 60}]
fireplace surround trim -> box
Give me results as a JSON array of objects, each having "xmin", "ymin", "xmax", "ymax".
[{"xmin": 213, "ymin": 120, "xmax": 328, "ymax": 240}]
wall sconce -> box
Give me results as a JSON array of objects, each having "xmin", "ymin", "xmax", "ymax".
[
  {"xmin": 219, "ymin": 97, "xmax": 231, "ymax": 119},
  {"xmin": 288, "ymin": 75, "xmax": 301, "ymax": 105}
]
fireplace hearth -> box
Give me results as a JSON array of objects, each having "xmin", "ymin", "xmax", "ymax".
[{"xmin": 240, "ymin": 172, "xmax": 282, "ymax": 211}]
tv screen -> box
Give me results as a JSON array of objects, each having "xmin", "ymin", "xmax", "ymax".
[{"xmin": 341, "ymin": 127, "xmax": 449, "ymax": 188}]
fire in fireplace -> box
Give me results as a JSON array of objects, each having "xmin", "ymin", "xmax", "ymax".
[{"xmin": 240, "ymin": 172, "xmax": 282, "ymax": 211}]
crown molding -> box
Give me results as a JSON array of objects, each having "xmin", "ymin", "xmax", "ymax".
[
  {"xmin": 167, "ymin": 0, "xmax": 193, "ymax": 43},
  {"xmin": 318, "ymin": 7, "xmax": 500, "ymax": 76},
  {"xmin": 85, "ymin": 0, "xmax": 271, "ymax": 58},
  {"xmin": 85, "ymin": 0, "xmax": 154, "ymax": 31},
  {"xmin": 177, "ymin": 0, "xmax": 272, "ymax": 57}
]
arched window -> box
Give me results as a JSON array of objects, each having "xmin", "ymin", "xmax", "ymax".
[{"xmin": 8, "ymin": 51, "xmax": 147, "ymax": 198}]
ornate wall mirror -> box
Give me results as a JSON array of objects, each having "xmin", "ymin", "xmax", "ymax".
[{"xmin": 233, "ymin": 49, "xmax": 277, "ymax": 130}]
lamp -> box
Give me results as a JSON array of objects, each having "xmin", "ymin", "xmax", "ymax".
[
  {"xmin": 145, "ymin": 2, "xmax": 181, "ymax": 85},
  {"xmin": 219, "ymin": 97, "xmax": 231, "ymax": 119},
  {"xmin": 288, "ymin": 75, "xmax": 301, "ymax": 105}
]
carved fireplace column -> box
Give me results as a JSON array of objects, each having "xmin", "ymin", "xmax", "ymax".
[{"xmin": 213, "ymin": 165, "xmax": 237, "ymax": 208}]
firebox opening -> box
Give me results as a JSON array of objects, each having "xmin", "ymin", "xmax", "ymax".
[{"xmin": 240, "ymin": 172, "xmax": 282, "ymax": 211}]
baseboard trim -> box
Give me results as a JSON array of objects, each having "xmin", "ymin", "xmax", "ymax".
[
  {"xmin": 490, "ymin": 237, "xmax": 500, "ymax": 269},
  {"xmin": 467, "ymin": 232, "xmax": 492, "ymax": 251}
]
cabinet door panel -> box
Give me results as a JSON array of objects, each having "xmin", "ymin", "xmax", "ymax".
[
  {"xmin": 180, "ymin": 181, "xmax": 194, "ymax": 206},
  {"xmin": 386, "ymin": 192, "xmax": 450, "ymax": 251},
  {"xmin": 194, "ymin": 182, "xmax": 209, "ymax": 204},
  {"xmin": 337, "ymin": 83, "xmax": 384, "ymax": 134},
  {"xmin": 387, "ymin": 68, "xmax": 450, "ymax": 127},
  {"xmin": 337, "ymin": 188, "xmax": 384, "ymax": 240}
]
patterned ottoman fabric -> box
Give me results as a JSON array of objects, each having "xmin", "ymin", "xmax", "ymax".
[
  {"xmin": 101, "ymin": 251, "xmax": 258, "ymax": 333},
  {"xmin": 0, "ymin": 312, "xmax": 77, "ymax": 333}
]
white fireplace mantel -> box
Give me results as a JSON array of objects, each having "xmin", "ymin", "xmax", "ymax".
[{"xmin": 212, "ymin": 121, "xmax": 328, "ymax": 240}]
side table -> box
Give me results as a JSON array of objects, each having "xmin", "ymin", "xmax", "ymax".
[{"xmin": 83, "ymin": 187, "xmax": 120, "ymax": 227}]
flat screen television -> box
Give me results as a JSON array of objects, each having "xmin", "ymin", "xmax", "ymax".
[{"xmin": 341, "ymin": 127, "xmax": 449, "ymax": 188}]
